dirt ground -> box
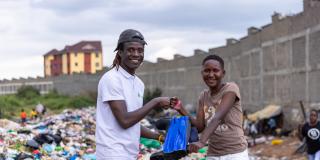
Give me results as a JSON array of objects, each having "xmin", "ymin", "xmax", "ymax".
[{"xmin": 249, "ymin": 136, "xmax": 307, "ymax": 160}]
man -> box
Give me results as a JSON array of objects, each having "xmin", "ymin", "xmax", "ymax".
[
  {"xmin": 95, "ymin": 29, "xmax": 172, "ymax": 160},
  {"xmin": 301, "ymin": 109, "xmax": 320, "ymax": 160}
]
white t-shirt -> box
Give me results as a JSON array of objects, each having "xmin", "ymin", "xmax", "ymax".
[{"xmin": 95, "ymin": 66, "xmax": 144, "ymax": 160}]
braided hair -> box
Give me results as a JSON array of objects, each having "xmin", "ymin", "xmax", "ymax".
[{"xmin": 111, "ymin": 43, "xmax": 124, "ymax": 70}]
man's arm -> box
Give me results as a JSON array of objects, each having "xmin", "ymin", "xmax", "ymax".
[
  {"xmin": 108, "ymin": 97, "xmax": 169, "ymax": 129},
  {"xmin": 298, "ymin": 123, "xmax": 305, "ymax": 141}
]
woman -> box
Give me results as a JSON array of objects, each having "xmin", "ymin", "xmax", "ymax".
[
  {"xmin": 301, "ymin": 109, "xmax": 320, "ymax": 160},
  {"xmin": 174, "ymin": 54, "xmax": 248, "ymax": 159}
]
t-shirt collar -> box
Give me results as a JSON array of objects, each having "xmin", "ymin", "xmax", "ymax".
[{"xmin": 118, "ymin": 66, "xmax": 135, "ymax": 79}]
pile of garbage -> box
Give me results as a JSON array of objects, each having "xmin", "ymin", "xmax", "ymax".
[
  {"xmin": 0, "ymin": 107, "xmax": 208, "ymax": 160},
  {"xmin": 138, "ymin": 117, "xmax": 207, "ymax": 160},
  {"xmin": 138, "ymin": 137, "xmax": 207, "ymax": 160},
  {"xmin": 0, "ymin": 107, "xmax": 96, "ymax": 160}
]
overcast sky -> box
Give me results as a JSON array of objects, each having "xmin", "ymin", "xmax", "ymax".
[{"xmin": 0, "ymin": 0, "xmax": 303, "ymax": 79}]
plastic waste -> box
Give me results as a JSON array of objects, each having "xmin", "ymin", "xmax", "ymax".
[
  {"xmin": 155, "ymin": 118, "xmax": 171, "ymax": 131},
  {"xmin": 189, "ymin": 127, "xmax": 199, "ymax": 143},
  {"xmin": 55, "ymin": 145, "xmax": 63, "ymax": 151},
  {"xmin": 140, "ymin": 138, "xmax": 161, "ymax": 149},
  {"xmin": 26, "ymin": 139, "xmax": 40, "ymax": 149},
  {"xmin": 271, "ymin": 139, "xmax": 283, "ymax": 145},
  {"xmin": 163, "ymin": 116, "xmax": 190, "ymax": 153},
  {"xmin": 16, "ymin": 152, "xmax": 34, "ymax": 160},
  {"xmin": 0, "ymin": 154, "xmax": 5, "ymax": 160},
  {"xmin": 198, "ymin": 147, "xmax": 207, "ymax": 154},
  {"xmin": 70, "ymin": 153, "xmax": 79, "ymax": 160},
  {"xmin": 82, "ymin": 154, "xmax": 96, "ymax": 160},
  {"xmin": 43, "ymin": 143, "xmax": 54, "ymax": 153}
]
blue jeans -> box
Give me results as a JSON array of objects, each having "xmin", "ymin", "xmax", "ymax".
[{"xmin": 308, "ymin": 150, "xmax": 320, "ymax": 160}]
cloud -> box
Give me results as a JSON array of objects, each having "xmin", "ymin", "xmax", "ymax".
[
  {"xmin": 0, "ymin": 56, "xmax": 43, "ymax": 79},
  {"xmin": 109, "ymin": 0, "xmax": 302, "ymax": 32},
  {"xmin": 29, "ymin": 0, "xmax": 108, "ymax": 14},
  {"xmin": 0, "ymin": 0, "xmax": 303, "ymax": 79}
]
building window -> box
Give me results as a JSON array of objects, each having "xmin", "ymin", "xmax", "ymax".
[
  {"xmin": 96, "ymin": 53, "xmax": 99, "ymax": 58},
  {"xmin": 75, "ymin": 53, "xmax": 78, "ymax": 57},
  {"xmin": 96, "ymin": 62, "xmax": 99, "ymax": 67},
  {"xmin": 75, "ymin": 62, "xmax": 78, "ymax": 66}
]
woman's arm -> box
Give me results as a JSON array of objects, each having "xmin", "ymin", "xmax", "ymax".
[{"xmin": 189, "ymin": 92, "xmax": 237, "ymax": 152}]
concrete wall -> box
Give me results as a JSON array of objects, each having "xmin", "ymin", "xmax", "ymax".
[
  {"xmin": 0, "ymin": 77, "xmax": 54, "ymax": 95},
  {"xmin": 136, "ymin": 1, "xmax": 320, "ymax": 125},
  {"xmin": 0, "ymin": 71, "xmax": 105, "ymax": 96},
  {"xmin": 49, "ymin": 73, "xmax": 103, "ymax": 96}
]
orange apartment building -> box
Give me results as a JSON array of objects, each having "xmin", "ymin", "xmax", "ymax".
[{"xmin": 44, "ymin": 41, "xmax": 103, "ymax": 77}]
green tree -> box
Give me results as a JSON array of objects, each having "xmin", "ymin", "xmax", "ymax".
[
  {"xmin": 16, "ymin": 85, "xmax": 40, "ymax": 99},
  {"xmin": 143, "ymin": 87, "xmax": 162, "ymax": 105},
  {"xmin": 143, "ymin": 87, "xmax": 163, "ymax": 116}
]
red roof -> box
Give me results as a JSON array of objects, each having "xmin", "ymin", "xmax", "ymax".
[
  {"xmin": 43, "ymin": 49, "xmax": 59, "ymax": 56},
  {"xmin": 65, "ymin": 41, "xmax": 102, "ymax": 53},
  {"xmin": 43, "ymin": 41, "xmax": 102, "ymax": 56}
]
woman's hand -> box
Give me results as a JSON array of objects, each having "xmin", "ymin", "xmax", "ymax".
[
  {"xmin": 170, "ymin": 97, "xmax": 181, "ymax": 110},
  {"xmin": 188, "ymin": 141, "xmax": 205, "ymax": 153},
  {"xmin": 170, "ymin": 97, "xmax": 188, "ymax": 116}
]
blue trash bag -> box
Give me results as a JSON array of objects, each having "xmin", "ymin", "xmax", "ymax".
[
  {"xmin": 189, "ymin": 127, "xmax": 199, "ymax": 143},
  {"xmin": 163, "ymin": 116, "xmax": 190, "ymax": 153}
]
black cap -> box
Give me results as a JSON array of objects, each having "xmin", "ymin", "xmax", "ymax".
[{"xmin": 114, "ymin": 29, "xmax": 147, "ymax": 51}]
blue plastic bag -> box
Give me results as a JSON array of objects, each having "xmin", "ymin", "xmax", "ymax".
[{"xmin": 163, "ymin": 116, "xmax": 190, "ymax": 153}]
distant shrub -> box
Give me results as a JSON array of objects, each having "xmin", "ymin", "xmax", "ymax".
[
  {"xmin": 0, "ymin": 95, "xmax": 22, "ymax": 117},
  {"xmin": 0, "ymin": 98, "xmax": 7, "ymax": 108},
  {"xmin": 43, "ymin": 98, "xmax": 68, "ymax": 110},
  {"xmin": 5, "ymin": 95, "xmax": 22, "ymax": 107},
  {"xmin": 87, "ymin": 91, "xmax": 98, "ymax": 101},
  {"xmin": 143, "ymin": 88, "xmax": 162, "ymax": 105},
  {"xmin": 43, "ymin": 89, "xmax": 58, "ymax": 98},
  {"xmin": 69, "ymin": 96, "xmax": 95, "ymax": 109},
  {"xmin": 16, "ymin": 86, "xmax": 40, "ymax": 99},
  {"xmin": 143, "ymin": 88, "xmax": 163, "ymax": 116}
]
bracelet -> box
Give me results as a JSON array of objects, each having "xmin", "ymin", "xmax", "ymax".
[{"xmin": 158, "ymin": 134, "xmax": 164, "ymax": 143}]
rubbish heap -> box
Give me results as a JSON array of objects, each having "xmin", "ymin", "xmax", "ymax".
[
  {"xmin": 0, "ymin": 107, "xmax": 207, "ymax": 160},
  {"xmin": 0, "ymin": 107, "xmax": 96, "ymax": 160}
]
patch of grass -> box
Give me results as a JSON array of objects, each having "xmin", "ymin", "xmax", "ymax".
[
  {"xmin": 69, "ymin": 96, "xmax": 95, "ymax": 109},
  {"xmin": 0, "ymin": 90, "xmax": 95, "ymax": 120}
]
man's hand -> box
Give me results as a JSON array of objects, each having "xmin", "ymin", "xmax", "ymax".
[
  {"xmin": 188, "ymin": 141, "xmax": 205, "ymax": 153},
  {"xmin": 154, "ymin": 97, "xmax": 171, "ymax": 109}
]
